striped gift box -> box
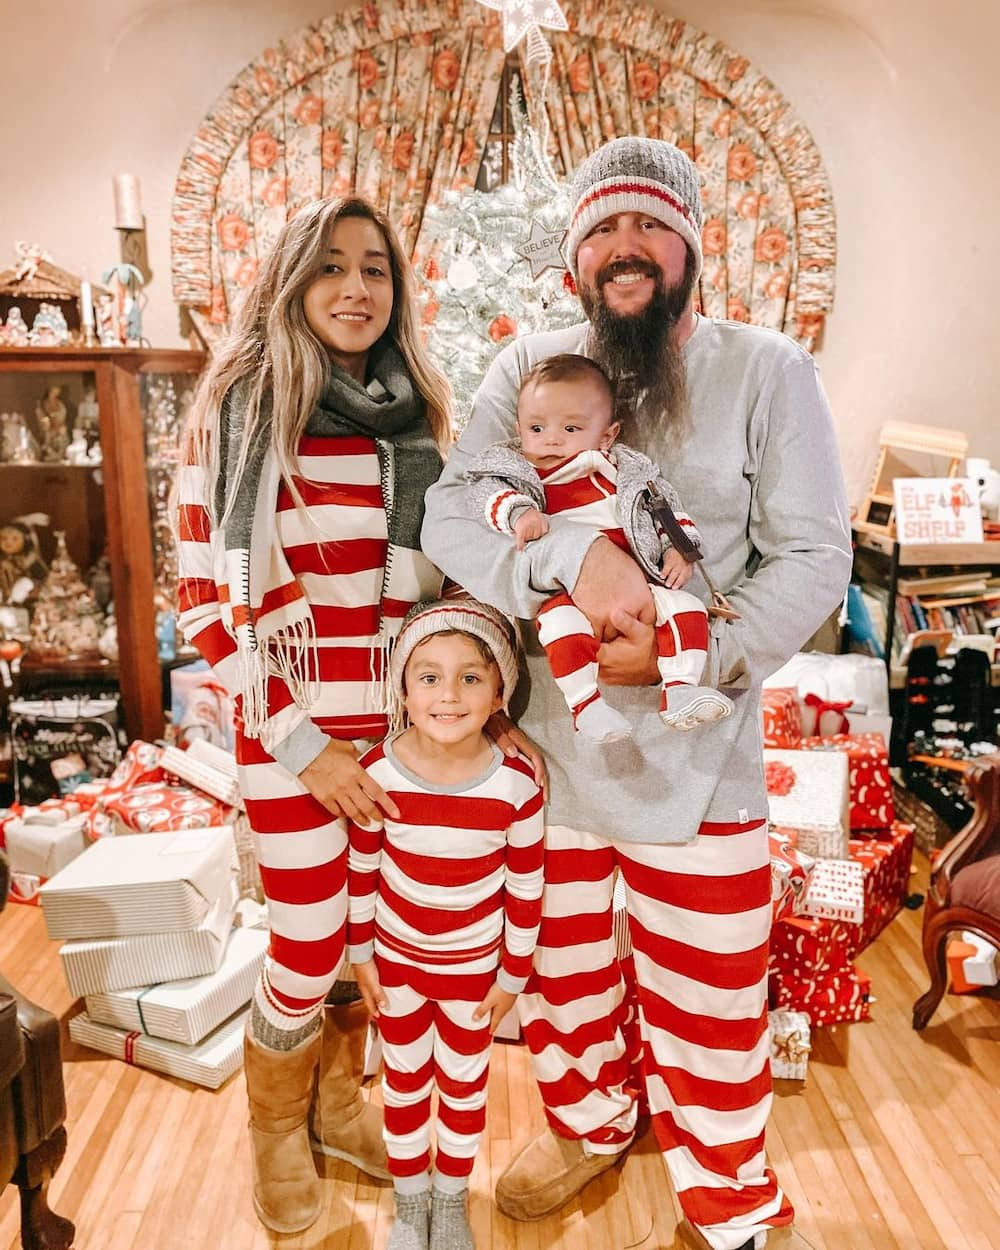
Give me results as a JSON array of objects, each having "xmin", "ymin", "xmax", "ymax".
[
  {"xmin": 84, "ymin": 926, "xmax": 267, "ymax": 1045},
  {"xmin": 59, "ymin": 883, "xmax": 237, "ymax": 997},
  {"xmin": 68, "ymin": 1006, "xmax": 248, "ymax": 1090}
]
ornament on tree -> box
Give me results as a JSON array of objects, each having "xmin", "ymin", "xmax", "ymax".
[
  {"xmin": 28, "ymin": 531, "xmax": 104, "ymax": 661},
  {"xmin": 421, "ymin": 86, "xmax": 580, "ymax": 428},
  {"xmin": 515, "ymin": 216, "xmax": 567, "ymax": 280}
]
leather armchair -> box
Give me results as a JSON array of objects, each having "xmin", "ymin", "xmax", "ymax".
[
  {"xmin": 0, "ymin": 852, "xmax": 74, "ymax": 1249},
  {"xmin": 913, "ymin": 752, "xmax": 1000, "ymax": 1030}
]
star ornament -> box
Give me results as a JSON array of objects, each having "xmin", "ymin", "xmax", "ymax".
[
  {"xmin": 515, "ymin": 218, "xmax": 568, "ymax": 281},
  {"xmin": 477, "ymin": 0, "xmax": 569, "ymax": 55}
]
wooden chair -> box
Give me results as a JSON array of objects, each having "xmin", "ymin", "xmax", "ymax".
[{"xmin": 912, "ymin": 752, "xmax": 1000, "ymax": 1029}]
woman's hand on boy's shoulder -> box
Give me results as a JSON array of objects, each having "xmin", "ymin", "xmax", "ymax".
[
  {"xmin": 299, "ymin": 739, "xmax": 401, "ymax": 823},
  {"xmin": 486, "ymin": 712, "xmax": 547, "ymax": 795}
]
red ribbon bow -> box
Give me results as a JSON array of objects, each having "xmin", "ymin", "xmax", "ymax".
[{"xmin": 803, "ymin": 692, "xmax": 852, "ymax": 736}]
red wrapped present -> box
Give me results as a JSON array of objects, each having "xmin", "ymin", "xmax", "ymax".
[
  {"xmin": 768, "ymin": 827, "xmax": 816, "ymax": 922},
  {"xmin": 762, "ymin": 688, "xmax": 803, "ymax": 749},
  {"xmin": 101, "ymin": 783, "xmax": 231, "ymax": 835},
  {"xmin": 775, "ymin": 964, "xmax": 872, "ymax": 1026},
  {"xmin": 769, "ymin": 914, "xmax": 855, "ymax": 988},
  {"xmin": 104, "ymin": 740, "xmax": 165, "ymax": 797},
  {"xmin": 800, "ymin": 732, "xmax": 894, "ymax": 831},
  {"xmin": 846, "ymin": 822, "xmax": 915, "ymax": 956}
]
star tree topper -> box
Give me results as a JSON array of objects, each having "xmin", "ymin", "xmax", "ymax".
[
  {"xmin": 515, "ymin": 217, "xmax": 567, "ymax": 280},
  {"xmin": 476, "ymin": 0, "xmax": 569, "ymax": 65}
]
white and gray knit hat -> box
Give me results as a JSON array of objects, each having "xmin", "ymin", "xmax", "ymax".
[
  {"xmin": 565, "ymin": 136, "xmax": 704, "ymax": 279},
  {"xmin": 389, "ymin": 598, "xmax": 520, "ymax": 729}
]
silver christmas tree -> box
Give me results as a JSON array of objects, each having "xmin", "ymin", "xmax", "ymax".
[{"xmin": 421, "ymin": 89, "xmax": 581, "ymax": 430}]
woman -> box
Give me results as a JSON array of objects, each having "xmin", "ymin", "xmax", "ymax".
[{"xmin": 175, "ymin": 196, "xmax": 453, "ymax": 1234}]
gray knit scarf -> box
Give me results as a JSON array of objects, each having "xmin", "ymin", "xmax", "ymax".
[{"xmin": 219, "ymin": 340, "xmax": 443, "ymax": 557}]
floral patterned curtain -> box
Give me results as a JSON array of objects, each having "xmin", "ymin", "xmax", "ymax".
[
  {"xmin": 538, "ymin": 3, "xmax": 835, "ymax": 348},
  {"xmin": 172, "ymin": 0, "xmax": 505, "ymax": 337},
  {"xmin": 172, "ymin": 0, "xmax": 834, "ymax": 349}
]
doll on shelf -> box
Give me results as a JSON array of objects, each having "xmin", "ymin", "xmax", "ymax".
[{"xmin": 35, "ymin": 385, "xmax": 70, "ymax": 462}]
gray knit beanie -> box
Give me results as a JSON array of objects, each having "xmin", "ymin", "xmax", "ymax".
[
  {"xmin": 388, "ymin": 598, "xmax": 520, "ymax": 731},
  {"xmin": 565, "ymin": 137, "xmax": 704, "ymax": 279}
]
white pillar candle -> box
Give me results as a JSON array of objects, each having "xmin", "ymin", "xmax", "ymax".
[
  {"xmin": 79, "ymin": 279, "xmax": 94, "ymax": 328},
  {"xmin": 112, "ymin": 173, "xmax": 143, "ymax": 230}
]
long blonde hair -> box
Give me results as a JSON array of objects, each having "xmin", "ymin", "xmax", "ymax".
[{"xmin": 182, "ymin": 196, "xmax": 452, "ymax": 525}]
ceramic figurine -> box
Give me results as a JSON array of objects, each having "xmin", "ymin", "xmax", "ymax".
[
  {"xmin": 34, "ymin": 385, "xmax": 70, "ymax": 462},
  {"xmin": 28, "ymin": 302, "xmax": 70, "ymax": 347},
  {"xmin": 2, "ymin": 411, "xmax": 39, "ymax": 463},
  {"xmin": 1, "ymin": 307, "xmax": 30, "ymax": 346}
]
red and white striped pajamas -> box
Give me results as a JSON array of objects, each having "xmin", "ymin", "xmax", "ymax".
[
  {"xmin": 506, "ymin": 451, "xmax": 708, "ymax": 726},
  {"xmin": 519, "ymin": 820, "xmax": 793, "ymax": 1250},
  {"xmin": 347, "ymin": 741, "xmax": 545, "ymax": 1191},
  {"xmin": 176, "ymin": 434, "xmax": 441, "ymax": 1037}
]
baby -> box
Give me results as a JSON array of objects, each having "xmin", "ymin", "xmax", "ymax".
[{"xmin": 465, "ymin": 352, "xmax": 733, "ymax": 742}]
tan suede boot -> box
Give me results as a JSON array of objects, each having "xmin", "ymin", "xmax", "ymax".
[
  {"xmin": 673, "ymin": 1219, "xmax": 817, "ymax": 1249},
  {"xmin": 244, "ymin": 1023, "xmax": 323, "ymax": 1233},
  {"xmin": 309, "ymin": 999, "xmax": 390, "ymax": 1179},
  {"xmin": 494, "ymin": 1128, "xmax": 626, "ymax": 1221}
]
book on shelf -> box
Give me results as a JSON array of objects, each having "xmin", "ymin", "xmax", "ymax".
[
  {"xmin": 844, "ymin": 583, "xmax": 886, "ymax": 658},
  {"xmin": 896, "ymin": 572, "xmax": 991, "ymax": 597}
]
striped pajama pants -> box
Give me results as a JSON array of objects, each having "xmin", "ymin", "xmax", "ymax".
[
  {"xmin": 237, "ymin": 729, "xmax": 350, "ymax": 1035},
  {"xmin": 518, "ymin": 822, "xmax": 794, "ymax": 1250},
  {"xmin": 536, "ymin": 587, "xmax": 710, "ymax": 723},
  {"xmin": 376, "ymin": 956, "xmax": 495, "ymax": 1193}
]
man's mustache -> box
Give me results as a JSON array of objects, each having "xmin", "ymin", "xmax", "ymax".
[{"xmin": 595, "ymin": 258, "xmax": 661, "ymax": 286}]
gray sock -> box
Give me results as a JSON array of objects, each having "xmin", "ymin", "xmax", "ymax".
[
  {"xmin": 429, "ymin": 1187, "xmax": 473, "ymax": 1250},
  {"xmin": 387, "ymin": 1190, "xmax": 430, "ymax": 1250},
  {"xmin": 249, "ymin": 1001, "xmax": 321, "ymax": 1051}
]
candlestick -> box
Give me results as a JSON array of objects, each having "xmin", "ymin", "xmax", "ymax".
[
  {"xmin": 112, "ymin": 173, "xmax": 143, "ymax": 231},
  {"xmin": 79, "ymin": 279, "xmax": 94, "ymax": 328}
]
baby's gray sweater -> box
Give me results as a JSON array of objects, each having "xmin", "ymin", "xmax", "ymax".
[{"xmin": 421, "ymin": 316, "xmax": 852, "ymax": 843}]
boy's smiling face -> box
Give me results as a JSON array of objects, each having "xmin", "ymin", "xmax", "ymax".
[{"xmin": 403, "ymin": 632, "xmax": 502, "ymax": 746}]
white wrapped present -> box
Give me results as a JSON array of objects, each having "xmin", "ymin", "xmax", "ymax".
[
  {"xmin": 4, "ymin": 814, "xmax": 89, "ymax": 903},
  {"xmin": 84, "ymin": 926, "xmax": 267, "ymax": 1045},
  {"xmin": 68, "ymin": 1006, "xmax": 247, "ymax": 1090},
  {"xmin": 59, "ymin": 883, "xmax": 237, "ymax": 997},
  {"xmin": 796, "ymin": 858, "xmax": 865, "ymax": 926},
  {"xmin": 763, "ymin": 749, "xmax": 850, "ymax": 859},
  {"xmin": 39, "ymin": 826, "xmax": 238, "ymax": 940},
  {"xmin": 768, "ymin": 1009, "xmax": 811, "ymax": 1080},
  {"xmin": 764, "ymin": 651, "xmax": 890, "ymax": 734}
]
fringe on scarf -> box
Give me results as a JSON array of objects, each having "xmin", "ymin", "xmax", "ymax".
[{"xmin": 237, "ymin": 616, "xmax": 321, "ymax": 741}]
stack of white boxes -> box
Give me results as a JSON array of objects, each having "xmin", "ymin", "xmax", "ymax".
[{"xmin": 39, "ymin": 826, "xmax": 267, "ymax": 1089}]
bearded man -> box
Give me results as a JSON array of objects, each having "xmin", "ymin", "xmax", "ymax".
[{"xmin": 422, "ymin": 137, "xmax": 850, "ymax": 1250}]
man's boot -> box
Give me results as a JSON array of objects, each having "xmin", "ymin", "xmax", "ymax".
[
  {"xmin": 673, "ymin": 1219, "xmax": 817, "ymax": 1249},
  {"xmin": 244, "ymin": 1021, "xmax": 323, "ymax": 1233},
  {"xmin": 494, "ymin": 1128, "xmax": 626, "ymax": 1221},
  {"xmin": 309, "ymin": 999, "xmax": 390, "ymax": 1179}
]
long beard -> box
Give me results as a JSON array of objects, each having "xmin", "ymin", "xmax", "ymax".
[{"xmin": 580, "ymin": 252, "xmax": 696, "ymax": 446}]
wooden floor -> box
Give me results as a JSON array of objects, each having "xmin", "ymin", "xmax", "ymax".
[{"xmin": 1, "ymin": 853, "xmax": 998, "ymax": 1250}]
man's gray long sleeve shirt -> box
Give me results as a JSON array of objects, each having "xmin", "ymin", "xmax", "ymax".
[{"xmin": 421, "ymin": 316, "xmax": 852, "ymax": 844}]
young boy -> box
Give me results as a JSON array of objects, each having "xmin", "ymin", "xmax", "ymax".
[
  {"xmin": 348, "ymin": 599, "xmax": 544, "ymax": 1250},
  {"xmin": 464, "ymin": 353, "xmax": 733, "ymax": 743}
]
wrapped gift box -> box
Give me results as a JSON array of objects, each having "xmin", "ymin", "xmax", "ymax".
[
  {"xmin": 763, "ymin": 749, "xmax": 850, "ymax": 859},
  {"xmin": 101, "ymin": 783, "xmax": 231, "ymax": 837},
  {"xmin": 4, "ymin": 812, "xmax": 89, "ymax": 904},
  {"xmin": 84, "ymin": 926, "xmax": 268, "ymax": 1044},
  {"xmin": 769, "ymin": 828, "xmax": 816, "ymax": 923},
  {"xmin": 765, "ymin": 652, "xmax": 890, "ymax": 717},
  {"xmin": 58, "ymin": 883, "xmax": 238, "ymax": 997},
  {"xmin": 769, "ymin": 914, "xmax": 854, "ymax": 986},
  {"xmin": 797, "ymin": 858, "xmax": 865, "ymax": 925},
  {"xmin": 762, "ymin": 688, "xmax": 803, "ymax": 749},
  {"xmin": 801, "ymin": 733, "xmax": 894, "ymax": 831},
  {"xmin": 39, "ymin": 826, "xmax": 238, "ymax": 940},
  {"xmin": 68, "ymin": 1005, "xmax": 247, "ymax": 1089},
  {"xmin": 847, "ymin": 822, "xmax": 914, "ymax": 955},
  {"xmin": 775, "ymin": 964, "xmax": 871, "ymax": 1027},
  {"xmin": 768, "ymin": 1009, "xmax": 811, "ymax": 1080},
  {"xmin": 946, "ymin": 932, "xmax": 999, "ymax": 993}
]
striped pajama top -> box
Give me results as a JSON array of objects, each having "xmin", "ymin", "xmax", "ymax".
[
  {"xmin": 176, "ymin": 433, "xmax": 442, "ymax": 752},
  {"xmin": 347, "ymin": 739, "xmax": 545, "ymax": 994}
]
